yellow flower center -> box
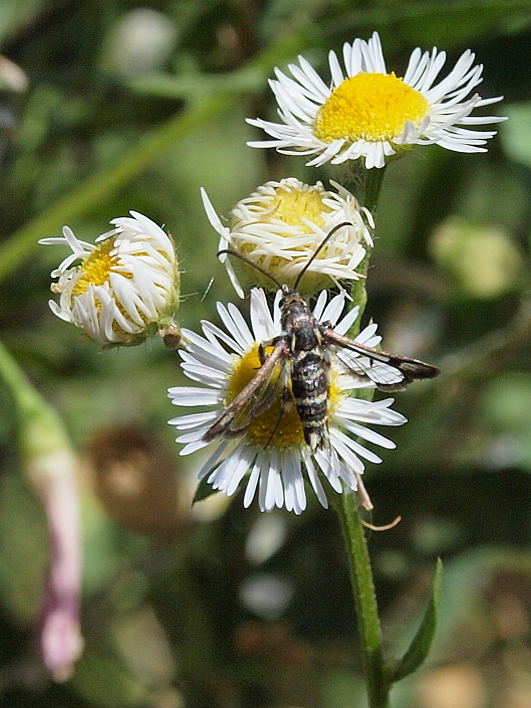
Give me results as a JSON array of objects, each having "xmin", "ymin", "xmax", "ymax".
[
  {"xmin": 69, "ymin": 237, "xmax": 140, "ymax": 338},
  {"xmin": 267, "ymin": 186, "xmax": 332, "ymax": 233},
  {"xmin": 235, "ymin": 185, "xmax": 337, "ymax": 292},
  {"xmin": 72, "ymin": 238, "xmax": 124, "ymax": 297},
  {"xmin": 227, "ymin": 343, "xmax": 341, "ymax": 449},
  {"xmin": 314, "ymin": 72, "xmax": 430, "ymax": 143}
]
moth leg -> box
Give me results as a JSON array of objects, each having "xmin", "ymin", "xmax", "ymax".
[{"xmin": 259, "ymin": 336, "xmax": 283, "ymax": 366}]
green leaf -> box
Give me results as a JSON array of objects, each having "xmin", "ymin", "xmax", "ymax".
[
  {"xmin": 192, "ymin": 477, "xmax": 218, "ymax": 504},
  {"xmin": 390, "ymin": 558, "xmax": 443, "ymax": 683}
]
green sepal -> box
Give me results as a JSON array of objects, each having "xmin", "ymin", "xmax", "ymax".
[
  {"xmin": 389, "ymin": 557, "xmax": 443, "ymax": 683},
  {"xmin": 192, "ymin": 477, "xmax": 219, "ymax": 504}
]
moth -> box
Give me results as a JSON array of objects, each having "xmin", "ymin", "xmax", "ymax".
[{"xmin": 203, "ymin": 224, "xmax": 439, "ymax": 452}]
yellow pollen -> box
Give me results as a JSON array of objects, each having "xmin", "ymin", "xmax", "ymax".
[
  {"xmin": 227, "ymin": 344, "xmax": 304, "ymax": 447},
  {"xmin": 268, "ymin": 186, "xmax": 332, "ymax": 234},
  {"xmin": 69, "ymin": 237, "xmax": 140, "ymax": 337},
  {"xmin": 227, "ymin": 344, "xmax": 342, "ymax": 449},
  {"xmin": 72, "ymin": 238, "xmax": 123, "ymax": 297},
  {"xmin": 314, "ymin": 72, "xmax": 430, "ymax": 143},
  {"xmin": 236, "ymin": 186, "xmax": 337, "ymax": 291}
]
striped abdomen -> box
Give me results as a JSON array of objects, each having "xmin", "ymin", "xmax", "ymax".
[{"xmin": 290, "ymin": 348, "xmax": 330, "ymax": 451}]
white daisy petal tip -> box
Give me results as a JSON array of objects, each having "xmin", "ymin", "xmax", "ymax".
[
  {"xmin": 168, "ymin": 287, "xmax": 407, "ymax": 514},
  {"xmin": 201, "ymin": 178, "xmax": 372, "ymax": 297},
  {"xmin": 248, "ymin": 32, "xmax": 505, "ymax": 169},
  {"xmin": 41, "ymin": 212, "xmax": 180, "ymax": 347}
]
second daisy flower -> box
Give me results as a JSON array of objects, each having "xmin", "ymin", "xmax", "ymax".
[{"xmin": 248, "ymin": 32, "xmax": 505, "ymax": 169}]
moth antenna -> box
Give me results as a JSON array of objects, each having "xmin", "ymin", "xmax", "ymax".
[
  {"xmin": 293, "ymin": 221, "xmax": 354, "ymax": 291},
  {"xmin": 217, "ymin": 249, "xmax": 283, "ymax": 291}
]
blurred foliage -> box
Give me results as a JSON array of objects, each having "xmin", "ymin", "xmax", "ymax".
[{"xmin": 0, "ymin": 0, "xmax": 530, "ymax": 707}]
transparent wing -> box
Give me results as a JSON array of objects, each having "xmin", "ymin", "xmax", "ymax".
[
  {"xmin": 203, "ymin": 339, "xmax": 288, "ymax": 441},
  {"xmin": 324, "ymin": 328, "xmax": 439, "ymax": 391}
]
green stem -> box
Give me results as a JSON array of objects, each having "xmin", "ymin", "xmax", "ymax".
[
  {"xmin": 0, "ymin": 337, "xmax": 43, "ymax": 419},
  {"xmin": 0, "ymin": 338, "xmax": 70, "ymax": 455},
  {"xmin": 335, "ymin": 492, "xmax": 390, "ymax": 708},
  {"xmin": 347, "ymin": 250, "xmax": 369, "ymax": 335},
  {"xmin": 0, "ymin": 93, "xmax": 232, "ymax": 283},
  {"xmin": 335, "ymin": 163, "xmax": 390, "ymax": 706},
  {"xmin": 363, "ymin": 166, "xmax": 386, "ymax": 217},
  {"xmin": 342, "ymin": 166, "xmax": 385, "ymax": 320}
]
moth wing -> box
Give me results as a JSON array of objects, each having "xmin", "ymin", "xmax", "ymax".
[
  {"xmin": 324, "ymin": 328, "xmax": 439, "ymax": 392},
  {"xmin": 203, "ymin": 339, "xmax": 287, "ymax": 441}
]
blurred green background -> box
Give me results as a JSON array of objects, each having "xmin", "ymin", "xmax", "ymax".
[{"xmin": 0, "ymin": 1, "xmax": 530, "ymax": 706}]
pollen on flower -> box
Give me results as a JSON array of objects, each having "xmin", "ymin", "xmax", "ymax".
[
  {"xmin": 248, "ymin": 399, "xmax": 305, "ymax": 448},
  {"xmin": 247, "ymin": 31, "xmax": 506, "ymax": 169},
  {"xmin": 169, "ymin": 287, "xmax": 410, "ymax": 513},
  {"xmin": 235, "ymin": 184, "xmax": 340, "ymax": 291},
  {"xmin": 227, "ymin": 344, "xmax": 306, "ymax": 447},
  {"xmin": 69, "ymin": 237, "xmax": 140, "ymax": 335},
  {"xmin": 225, "ymin": 343, "xmax": 345, "ymax": 449},
  {"xmin": 315, "ymin": 72, "xmax": 430, "ymax": 143},
  {"xmin": 227, "ymin": 343, "xmax": 265, "ymax": 400},
  {"xmin": 267, "ymin": 185, "xmax": 332, "ymax": 232},
  {"xmin": 202, "ymin": 178, "xmax": 371, "ymax": 297},
  {"xmin": 71, "ymin": 238, "xmax": 127, "ymax": 297},
  {"xmin": 328, "ymin": 370, "xmax": 341, "ymax": 412},
  {"xmin": 41, "ymin": 211, "xmax": 179, "ymax": 346}
]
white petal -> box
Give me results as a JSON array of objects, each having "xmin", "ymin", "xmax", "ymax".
[
  {"xmin": 320, "ymin": 291, "xmax": 346, "ymax": 326},
  {"xmin": 335, "ymin": 305, "xmax": 360, "ymax": 336},
  {"xmin": 244, "ymin": 458, "xmax": 262, "ymax": 508},
  {"xmin": 180, "ymin": 439, "xmax": 210, "ymax": 456},
  {"xmin": 301, "ymin": 447, "xmax": 329, "ymax": 508},
  {"xmin": 168, "ymin": 386, "xmax": 221, "ymax": 406},
  {"xmin": 169, "ymin": 411, "xmax": 218, "ymax": 429},
  {"xmin": 250, "ymin": 288, "xmax": 278, "ymax": 341},
  {"xmin": 281, "ymin": 449, "xmax": 306, "ymax": 514},
  {"xmin": 197, "ymin": 442, "xmax": 230, "ymax": 479},
  {"xmin": 312, "ymin": 290, "xmax": 329, "ymax": 321}
]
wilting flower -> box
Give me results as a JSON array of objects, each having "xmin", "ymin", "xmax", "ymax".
[
  {"xmin": 40, "ymin": 212, "xmax": 179, "ymax": 346},
  {"xmin": 247, "ymin": 32, "xmax": 505, "ymax": 169},
  {"xmin": 201, "ymin": 178, "xmax": 373, "ymax": 297},
  {"xmin": 168, "ymin": 288, "xmax": 406, "ymax": 514}
]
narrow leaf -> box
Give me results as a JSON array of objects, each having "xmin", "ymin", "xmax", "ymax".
[
  {"xmin": 391, "ymin": 558, "xmax": 443, "ymax": 683},
  {"xmin": 193, "ymin": 477, "xmax": 218, "ymax": 504}
]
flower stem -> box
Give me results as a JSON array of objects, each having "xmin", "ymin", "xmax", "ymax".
[
  {"xmin": 335, "ymin": 491, "xmax": 390, "ymax": 708},
  {"xmin": 336, "ymin": 164, "xmax": 391, "ymax": 705},
  {"xmin": 363, "ymin": 166, "xmax": 386, "ymax": 216}
]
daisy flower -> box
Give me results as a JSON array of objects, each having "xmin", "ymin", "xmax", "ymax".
[
  {"xmin": 40, "ymin": 212, "xmax": 180, "ymax": 347},
  {"xmin": 247, "ymin": 32, "xmax": 506, "ymax": 169},
  {"xmin": 168, "ymin": 288, "xmax": 406, "ymax": 514},
  {"xmin": 201, "ymin": 178, "xmax": 373, "ymax": 297}
]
